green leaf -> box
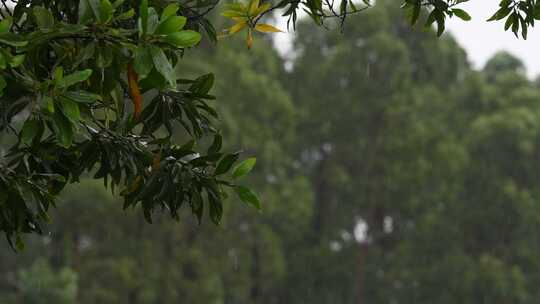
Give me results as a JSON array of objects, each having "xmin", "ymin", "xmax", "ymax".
[
  {"xmin": 433, "ymin": 10, "xmax": 446, "ymax": 36},
  {"xmin": 234, "ymin": 186, "xmax": 261, "ymax": 210},
  {"xmin": 232, "ymin": 157, "xmax": 256, "ymax": 179},
  {"xmin": 139, "ymin": 67, "xmax": 167, "ymax": 91},
  {"xmin": 10, "ymin": 54, "xmax": 25, "ymax": 68},
  {"xmin": 96, "ymin": 47, "xmax": 113, "ymax": 68},
  {"xmin": 62, "ymin": 91, "xmax": 101, "ymax": 103},
  {"xmin": 0, "ymin": 17, "xmax": 12, "ymax": 34},
  {"xmin": 57, "ymin": 69, "xmax": 92, "ymax": 89},
  {"xmin": 164, "ymin": 30, "xmax": 201, "ymax": 48},
  {"xmin": 21, "ymin": 118, "xmax": 41, "ymax": 145},
  {"xmin": 100, "ymin": 0, "xmax": 114, "ymax": 22},
  {"xmin": 255, "ymin": 2, "xmax": 271, "ymax": 15},
  {"xmin": 215, "ymin": 152, "xmax": 240, "ymax": 175},
  {"xmin": 191, "ymin": 190, "xmax": 204, "ymax": 224},
  {"xmin": 452, "ymin": 8, "xmax": 471, "ymax": 21},
  {"xmin": 150, "ymin": 45, "xmax": 176, "ymax": 87},
  {"xmin": 0, "ymin": 53, "xmax": 6, "ymax": 69},
  {"xmin": 134, "ymin": 46, "xmax": 153, "ymax": 79},
  {"xmin": 147, "ymin": 8, "xmax": 159, "ymax": 34},
  {"xmin": 79, "ymin": 0, "xmax": 95, "ymax": 24},
  {"xmin": 52, "ymin": 110, "xmax": 74, "ymax": 147},
  {"xmin": 181, "ymin": 139, "xmax": 196, "ymax": 151},
  {"xmin": 425, "ymin": 9, "xmax": 436, "ymax": 27},
  {"xmin": 520, "ymin": 15, "xmax": 527, "ymax": 39},
  {"xmin": 54, "ymin": 66, "xmax": 64, "ymax": 81},
  {"xmin": 112, "ymin": 0, "xmax": 125, "ymax": 9},
  {"xmin": 117, "ymin": 8, "xmax": 135, "ymax": 20},
  {"xmin": 512, "ymin": 13, "xmax": 519, "ymax": 36},
  {"xmin": 161, "ymin": 3, "xmax": 180, "ymax": 20},
  {"xmin": 190, "ymin": 73, "xmax": 214, "ymax": 95},
  {"xmin": 0, "ymin": 33, "xmax": 28, "ymax": 47},
  {"xmin": 201, "ymin": 18, "xmax": 217, "ymax": 43},
  {"xmin": 487, "ymin": 5, "xmax": 512, "ymax": 21},
  {"xmin": 208, "ymin": 133, "xmax": 222, "ymax": 154},
  {"xmin": 33, "ymin": 6, "xmax": 54, "ymax": 28},
  {"xmin": 504, "ymin": 13, "xmax": 514, "ymax": 30},
  {"xmin": 74, "ymin": 43, "xmax": 95, "ymax": 67},
  {"xmin": 155, "ymin": 15, "xmax": 187, "ymax": 35},
  {"xmin": 139, "ymin": 0, "xmax": 148, "ymax": 35},
  {"xmin": 406, "ymin": 2, "xmax": 421, "ymax": 25},
  {"xmin": 0, "ymin": 75, "xmax": 6, "ymax": 97},
  {"xmin": 43, "ymin": 96, "xmax": 54, "ymax": 113},
  {"xmin": 249, "ymin": 0, "xmax": 259, "ymax": 15},
  {"xmin": 208, "ymin": 194, "xmax": 223, "ymax": 225},
  {"xmin": 88, "ymin": 0, "xmax": 102, "ymax": 22},
  {"xmin": 59, "ymin": 97, "xmax": 81, "ymax": 122}
]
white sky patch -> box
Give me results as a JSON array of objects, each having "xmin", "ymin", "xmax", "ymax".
[
  {"xmin": 354, "ymin": 218, "xmax": 368, "ymax": 243},
  {"xmin": 274, "ymin": 2, "xmax": 540, "ymax": 78},
  {"xmin": 446, "ymin": 1, "xmax": 540, "ymax": 78},
  {"xmin": 383, "ymin": 215, "xmax": 393, "ymax": 234}
]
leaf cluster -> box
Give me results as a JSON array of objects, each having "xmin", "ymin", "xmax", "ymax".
[{"xmin": 0, "ymin": 0, "xmax": 258, "ymax": 249}]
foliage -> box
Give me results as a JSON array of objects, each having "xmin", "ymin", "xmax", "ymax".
[
  {"xmin": 17, "ymin": 259, "xmax": 78, "ymax": 304},
  {"xmin": 0, "ymin": 0, "xmax": 262, "ymax": 248},
  {"xmin": 220, "ymin": 0, "xmax": 283, "ymax": 49},
  {"xmin": 0, "ymin": 0, "xmax": 538, "ymax": 249},
  {"xmin": 402, "ymin": 0, "xmax": 539, "ymax": 39}
]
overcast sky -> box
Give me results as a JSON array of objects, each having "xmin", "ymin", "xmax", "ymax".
[
  {"xmin": 275, "ymin": 1, "xmax": 540, "ymax": 78},
  {"xmin": 447, "ymin": 1, "xmax": 540, "ymax": 78}
]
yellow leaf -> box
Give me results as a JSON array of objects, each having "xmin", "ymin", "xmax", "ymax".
[
  {"xmin": 254, "ymin": 2, "xmax": 271, "ymax": 16},
  {"xmin": 221, "ymin": 10, "xmax": 245, "ymax": 17},
  {"xmin": 246, "ymin": 29, "xmax": 253, "ymax": 49},
  {"xmin": 229, "ymin": 21, "xmax": 247, "ymax": 34},
  {"xmin": 254, "ymin": 23, "xmax": 283, "ymax": 33},
  {"xmin": 224, "ymin": 3, "xmax": 247, "ymax": 12},
  {"xmin": 248, "ymin": 0, "xmax": 260, "ymax": 16},
  {"xmin": 232, "ymin": 16, "xmax": 248, "ymax": 22}
]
